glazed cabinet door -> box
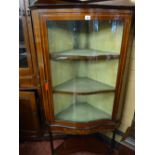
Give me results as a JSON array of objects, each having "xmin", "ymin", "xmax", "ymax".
[
  {"xmin": 19, "ymin": 91, "xmax": 41, "ymax": 137},
  {"xmin": 32, "ymin": 9, "xmax": 133, "ymax": 132},
  {"xmin": 19, "ymin": 0, "xmax": 37, "ymax": 88}
]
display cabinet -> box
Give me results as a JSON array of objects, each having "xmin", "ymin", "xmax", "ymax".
[
  {"xmin": 19, "ymin": 0, "xmax": 38, "ymax": 88},
  {"xmin": 31, "ymin": 6, "xmax": 134, "ymax": 134},
  {"xmin": 31, "ymin": 3, "xmax": 134, "ymax": 154},
  {"xmin": 30, "ymin": 0, "xmax": 134, "ymax": 153}
]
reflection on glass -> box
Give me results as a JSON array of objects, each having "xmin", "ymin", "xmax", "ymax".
[
  {"xmin": 47, "ymin": 20, "xmax": 124, "ymax": 122},
  {"xmin": 19, "ymin": 6, "xmax": 28, "ymax": 68},
  {"xmin": 29, "ymin": 0, "xmax": 36, "ymax": 6}
]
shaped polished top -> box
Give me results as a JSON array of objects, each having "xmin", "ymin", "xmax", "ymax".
[{"xmin": 30, "ymin": 0, "xmax": 135, "ymax": 9}]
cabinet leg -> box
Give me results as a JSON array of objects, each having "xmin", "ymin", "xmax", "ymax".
[
  {"xmin": 111, "ymin": 129, "xmax": 116, "ymax": 149},
  {"xmin": 109, "ymin": 129, "xmax": 116, "ymax": 154},
  {"xmin": 48, "ymin": 129, "xmax": 54, "ymax": 155}
]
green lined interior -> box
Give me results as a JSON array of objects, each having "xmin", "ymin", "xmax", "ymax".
[
  {"xmin": 54, "ymin": 77, "xmax": 114, "ymax": 93},
  {"xmin": 56, "ymin": 102, "xmax": 111, "ymax": 122},
  {"xmin": 47, "ymin": 20, "xmax": 123, "ymax": 122},
  {"xmin": 54, "ymin": 93, "xmax": 114, "ymax": 122},
  {"xmin": 51, "ymin": 60, "xmax": 119, "ymax": 88}
]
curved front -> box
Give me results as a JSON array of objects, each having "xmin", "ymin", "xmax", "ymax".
[{"xmin": 50, "ymin": 121, "xmax": 118, "ymax": 135}]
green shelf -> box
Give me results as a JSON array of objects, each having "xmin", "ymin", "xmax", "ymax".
[
  {"xmin": 51, "ymin": 49, "xmax": 119, "ymax": 61},
  {"xmin": 54, "ymin": 77, "xmax": 115, "ymax": 95},
  {"xmin": 56, "ymin": 102, "xmax": 111, "ymax": 122}
]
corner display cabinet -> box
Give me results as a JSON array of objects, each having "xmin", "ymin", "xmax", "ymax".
[{"xmin": 30, "ymin": 0, "xmax": 134, "ymax": 153}]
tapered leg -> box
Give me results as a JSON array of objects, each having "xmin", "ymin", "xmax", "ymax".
[
  {"xmin": 48, "ymin": 128, "xmax": 55, "ymax": 155},
  {"xmin": 111, "ymin": 129, "xmax": 116, "ymax": 149},
  {"xmin": 108, "ymin": 129, "xmax": 117, "ymax": 155}
]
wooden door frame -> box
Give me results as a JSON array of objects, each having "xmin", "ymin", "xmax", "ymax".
[{"xmin": 32, "ymin": 8, "xmax": 133, "ymax": 133}]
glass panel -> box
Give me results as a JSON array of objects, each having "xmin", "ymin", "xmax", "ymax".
[
  {"xmin": 47, "ymin": 19, "xmax": 124, "ymax": 122},
  {"xmin": 29, "ymin": 0, "xmax": 36, "ymax": 6},
  {"xmin": 19, "ymin": 4, "xmax": 28, "ymax": 68}
]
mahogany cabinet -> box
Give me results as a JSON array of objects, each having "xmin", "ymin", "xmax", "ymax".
[
  {"xmin": 19, "ymin": 91, "xmax": 41, "ymax": 138},
  {"xmin": 30, "ymin": 0, "xmax": 134, "ymax": 136}
]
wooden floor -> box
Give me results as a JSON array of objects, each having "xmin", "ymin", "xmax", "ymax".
[{"xmin": 19, "ymin": 139, "xmax": 134, "ymax": 155}]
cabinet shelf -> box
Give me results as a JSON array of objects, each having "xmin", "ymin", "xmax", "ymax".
[
  {"xmin": 50, "ymin": 49, "xmax": 119, "ymax": 61},
  {"xmin": 56, "ymin": 102, "xmax": 111, "ymax": 122},
  {"xmin": 53, "ymin": 77, "xmax": 115, "ymax": 95}
]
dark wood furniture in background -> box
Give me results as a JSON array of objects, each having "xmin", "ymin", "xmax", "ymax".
[
  {"xmin": 19, "ymin": 91, "xmax": 41, "ymax": 137},
  {"xmin": 19, "ymin": 0, "xmax": 38, "ymax": 89},
  {"xmin": 19, "ymin": 0, "xmax": 46, "ymax": 140}
]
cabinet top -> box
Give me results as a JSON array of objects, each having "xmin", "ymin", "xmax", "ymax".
[{"xmin": 30, "ymin": 0, "xmax": 135, "ymax": 10}]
